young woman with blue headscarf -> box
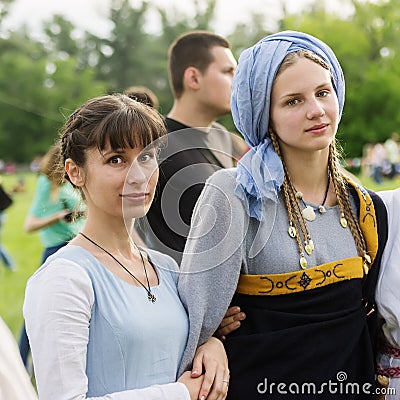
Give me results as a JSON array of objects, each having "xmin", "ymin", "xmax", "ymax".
[{"xmin": 177, "ymin": 31, "xmax": 388, "ymax": 399}]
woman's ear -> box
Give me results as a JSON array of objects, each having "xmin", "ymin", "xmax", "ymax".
[{"xmin": 65, "ymin": 158, "xmax": 85, "ymax": 187}]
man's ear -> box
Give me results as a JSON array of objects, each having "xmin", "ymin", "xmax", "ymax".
[
  {"xmin": 183, "ymin": 66, "xmax": 201, "ymax": 91},
  {"xmin": 65, "ymin": 159, "xmax": 85, "ymax": 187}
]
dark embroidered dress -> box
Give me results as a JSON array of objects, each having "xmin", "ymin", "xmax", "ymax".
[{"xmin": 224, "ymin": 183, "xmax": 387, "ymax": 399}]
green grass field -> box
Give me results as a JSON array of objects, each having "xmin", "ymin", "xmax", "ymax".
[
  {"xmin": 0, "ymin": 171, "xmax": 399, "ymax": 341},
  {"xmin": 1, "ymin": 172, "xmax": 42, "ymax": 337}
]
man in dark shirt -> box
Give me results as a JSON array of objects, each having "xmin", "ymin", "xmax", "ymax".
[{"xmin": 140, "ymin": 30, "xmax": 241, "ymax": 263}]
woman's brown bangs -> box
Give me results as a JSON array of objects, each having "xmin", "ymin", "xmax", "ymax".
[{"xmin": 95, "ymin": 108, "xmax": 164, "ymax": 152}]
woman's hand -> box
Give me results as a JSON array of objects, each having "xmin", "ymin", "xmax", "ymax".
[
  {"xmin": 178, "ymin": 371, "xmax": 205, "ymax": 400},
  {"xmin": 215, "ymin": 306, "xmax": 246, "ymax": 341},
  {"xmin": 191, "ymin": 337, "xmax": 229, "ymax": 400}
]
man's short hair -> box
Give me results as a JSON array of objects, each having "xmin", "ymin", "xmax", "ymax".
[{"xmin": 168, "ymin": 30, "xmax": 231, "ymax": 99}]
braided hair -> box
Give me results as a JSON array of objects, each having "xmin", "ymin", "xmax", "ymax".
[{"xmin": 270, "ymin": 50, "xmax": 367, "ymax": 264}]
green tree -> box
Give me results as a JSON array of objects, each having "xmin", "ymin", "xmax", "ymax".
[
  {"xmin": 0, "ymin": 34, "xmax": 51, "ymax": 162},
  {"xmin": 43, "ymin": 15, "xmax": 81, "ymax": 58},
  {"xmin": 0, "ymin": 26, "xmax": 106, "ymax": 162},
  {"xmin": 0, "ymin": 0, "xmax": 14, "ymax": 28},
  {"xmin": 2, "ymin": 0, "xmax": 400, "ymax": 161},
  {"xmin": 94, "ymin": 0, "xmax": 152, "ymax": 91}
]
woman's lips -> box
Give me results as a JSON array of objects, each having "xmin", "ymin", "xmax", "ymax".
[
  {"xmin": 120, "ymin": 193, "xmax": 148, "ymax": 202},
  {"xmin": 306, "ymin": 123, "xmax": 329, "ymax": 134}
]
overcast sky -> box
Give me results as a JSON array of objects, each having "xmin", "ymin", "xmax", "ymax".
[{"xmin": 2, "ymin": 0, "xmax": 354, "ymax": 38}]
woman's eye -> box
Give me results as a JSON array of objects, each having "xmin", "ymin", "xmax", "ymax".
[
  {"xmin": 317, "ymin": 90, "xmax": 329, "ymax": 97},
  {"xmin": 288, "ymin": 98, "xmax": 299, "ymax": 106},
  {"xmin": 138, "ymin": 152, "xmax": 155, "ymax": 163},
  {"xmin": 109, "ymin": 156, "xmax": 123, "ymax": 164}
]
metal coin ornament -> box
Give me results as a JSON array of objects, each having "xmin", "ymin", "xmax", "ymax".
[
  {"xmin": 363, "ymin": 263, "xmax": 369, "ymax": 275},
  {"xmin": 363, "ymin": 253, "xmax": 372, "ymax": 275},
  {"xmin": 364, "ymin": 253, "xmax": 371, "ymax": 264},
  {"xmin": 292, "ymin": 172, "xmax": 332, "ymax": 272},
  {"xmin": 288, "ymin": 225, "xmax": 297, "ymax": 238},
  {"xmin": 302, "ymin": 206, "xmax": 316, "ymax": 222},
  {"xmin": 340, "ymin": 213, "xmax": 348, "ymax": 228},
  {"xmin": 305, "ymin": 243, "xmax": 313, "ymax": 255}
]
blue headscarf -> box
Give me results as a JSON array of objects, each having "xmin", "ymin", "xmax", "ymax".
[{"xmin": 231, "ymin": 30, "xmax": 345, "ymax": 221}]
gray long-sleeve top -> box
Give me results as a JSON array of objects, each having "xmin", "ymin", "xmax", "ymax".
[{"xmin": 177, "ymin": 168, "xmax": 358, "ymax": 374}]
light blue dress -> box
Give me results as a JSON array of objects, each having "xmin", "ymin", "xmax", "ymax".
[{"xmin": 24, "ymin": 245, "xmax": 190, "ymax": 399}]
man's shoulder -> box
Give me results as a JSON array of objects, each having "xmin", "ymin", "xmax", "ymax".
[
  {"xmin": 164, "ymin": 116, "xmax": 229, "ymax": 135},
  {"xmin": 211, "ymin": 121, "xmax": 231, "ymax": 137},
  {"xmin": 210, "ymin": 121, "xmax": 229, "ymax": 131},
  {"xmin": 164, "ymin": 116, "xmax": 187, "ymax": 133}
]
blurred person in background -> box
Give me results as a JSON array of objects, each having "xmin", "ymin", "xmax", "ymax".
[
  {"xmin": 370, "ymin": 142, "xmax": 388, "ymax": 184},
  {"xmin": 18, "ymin": 144, "xmax": 85, "ymax": 368},
  {"xmin": 384, "ymin": 132, "xmax": 399, "ymax": 180},
  {"xmin": 0, "ymin": 176, "xmax": 15, "ymax": 272}
]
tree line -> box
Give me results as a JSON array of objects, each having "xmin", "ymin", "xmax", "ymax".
[{"xmin": 0, "ymin": 0, "xmax": 399, "ymax": 162}]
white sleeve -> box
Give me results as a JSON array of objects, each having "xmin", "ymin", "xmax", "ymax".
[
  {"xmin": 376, "ymin": 189, "xmax": 400, "ymax": 347},
  {"xmin": 0, "ymin": 317, "xmax": 38, "ymax": 400},
  {"xmin": 23, "ymin": 259, "xmax": 190, "ymax": 400}
]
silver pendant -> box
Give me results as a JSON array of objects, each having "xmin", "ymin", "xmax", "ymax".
[
  {"xmin": 148, "ymin": 293, "xmax": 157, "ymax": 303},
  {"xmin": 318, "ymin": 205, "xmax": 327, "ymax": 214},
  {"xmin": 302, "ymin": 206, "xmax": 316, "ymax": 222}
]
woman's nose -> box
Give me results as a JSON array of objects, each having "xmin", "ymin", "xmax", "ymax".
[
  {"xmin": 126, "ymin": 164, "xmax": 147, "ymax": 185},
  {"xmin": 306, "ymin": 99, "xmax": 325, "ymax": 119}
]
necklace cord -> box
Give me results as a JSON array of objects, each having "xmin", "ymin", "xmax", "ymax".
[
  {"xmin": 78, "ymin": 232, "xmax": 156, "ymax": 302},
  {"xmin": 300, "ymin": 170, "xmax": 331, "ymax": 211}
]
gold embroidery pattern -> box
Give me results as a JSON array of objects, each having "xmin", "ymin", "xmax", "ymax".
[
  {"xmin": 237, "ymin": 257, "xmax": 364, "ymax": 296},
  {"xmin": 343, "ymin": 176, "xmax": 378, "ymax": 264},
  {"xmin": 236, "ymin": 177, "xmax": 379, "ymax": 297}
]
